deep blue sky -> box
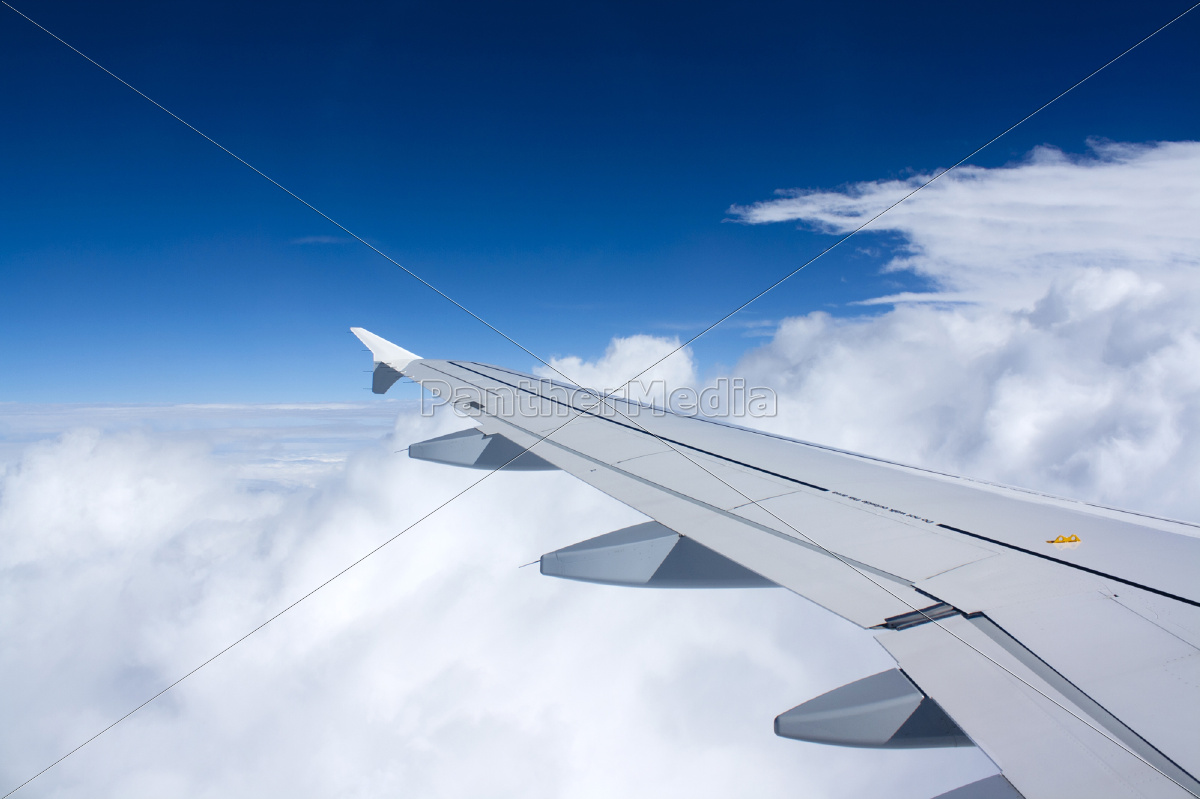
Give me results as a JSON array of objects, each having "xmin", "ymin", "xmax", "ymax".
[{"xmin": 2, "ymin": 0, "xmax": 1198, "ymax": 401}]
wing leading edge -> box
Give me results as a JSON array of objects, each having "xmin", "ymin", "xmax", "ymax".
[{"xmin": 356, "ymin": 330, "xmax": 1200, "ymax": 799}]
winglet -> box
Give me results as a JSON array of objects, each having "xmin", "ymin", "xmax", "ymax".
[
  {"xmin": 351, "ymin": 328, "xmax": 421, "ymax": 394},
  {"xmin": 351, "ymin": 327, "xmax": 421, "ymax": 371}
]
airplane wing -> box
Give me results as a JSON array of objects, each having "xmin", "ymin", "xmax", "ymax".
[{"xmin": 353, "ymin": 328, "xmax": 1200, "ymax": 799}]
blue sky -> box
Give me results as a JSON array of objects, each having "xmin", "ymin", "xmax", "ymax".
[
  {"xmin": 4, "ymin": 6, "xmax": 1200, "ymax": 797},
  {"xmin": 2, "ymin": 0, "xmax": 1198, "ymax": 402}
]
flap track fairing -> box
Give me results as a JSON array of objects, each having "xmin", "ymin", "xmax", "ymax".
[
  {"xmin": 540, "ymin": 521, "xmax": 776, "ymax": 588},
  {"xmin": 408, "ymin": 428, "xmax": 558, "ymax": 471},
  {"xmin": 775, "ymin": 669, "xmax": 972, "ymax": 749}
]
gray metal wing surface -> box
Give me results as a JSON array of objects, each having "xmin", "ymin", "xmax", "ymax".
[{"xmin": 355, "ymin": 330, "xmax": 1200, "ymax": 799}]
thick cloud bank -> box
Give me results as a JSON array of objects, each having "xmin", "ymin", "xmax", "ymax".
[
  {"xmin": 731, "ymin": 141, "xmax": 1200, "ymax": 522},
  {"xmin": 0, "ymin": 405, "xmax": 989, "ymax": 799}
]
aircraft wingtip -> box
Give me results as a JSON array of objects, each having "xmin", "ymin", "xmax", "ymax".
[{"xmin": 350, "ymin": 327, "xmax": 421, "ymax": 372}]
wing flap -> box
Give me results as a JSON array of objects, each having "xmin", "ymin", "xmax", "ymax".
[
  {"xmin": 878, "ymin": 616, "xmax": 1196, "ymax": 799},
  {"xmin": 985, "ymin": 589, "xmax": 1200, "ymax": 780}
]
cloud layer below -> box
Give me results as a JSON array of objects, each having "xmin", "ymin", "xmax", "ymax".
[{"xmin": 0, "ymin": 405, "xmax": 990, "ymax": 799}]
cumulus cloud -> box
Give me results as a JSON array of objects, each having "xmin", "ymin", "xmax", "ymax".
[
  {"xmin": 537, "ymin": 334, "xmax": 699, "ymax": 405},
  {"xmin": 730, "ymin": 140, "xmax": 1200, "ymax": 522},
  {"xmin": 0, "ymin": 404, "xmax": 991, "ymax": 799}
]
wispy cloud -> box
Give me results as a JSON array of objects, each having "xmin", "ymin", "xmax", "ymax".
[{"xmin": 729, "ymin": 140, "xmax": 1200, "ymax": 309}]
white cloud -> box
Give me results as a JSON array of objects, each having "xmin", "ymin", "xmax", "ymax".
[
  {"xmin": 0, "ymin": 404, "xmax": 991, "ymax": 799},
  {"xmin": 537, "ymin": 334, "xmax": 699, "ymax": 405},
  {"xmin": 731, "ymin": 140, "xmax": 1200, "ymax": 309},
  {"xmin": 730, "ymin": 140, "xmax": 1200, "ymax": 522}
]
